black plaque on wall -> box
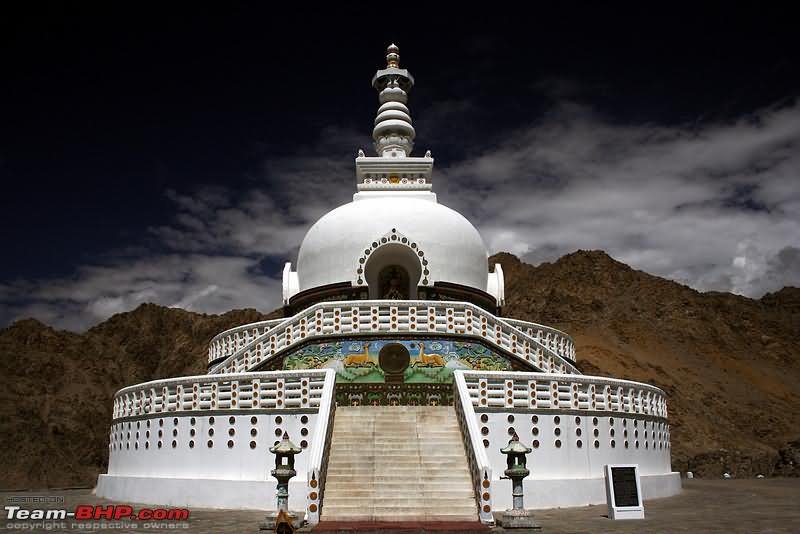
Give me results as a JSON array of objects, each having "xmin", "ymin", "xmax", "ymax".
[{"xmin": 611, "ymin": 466, "xmax": 640, "ymax": 507}]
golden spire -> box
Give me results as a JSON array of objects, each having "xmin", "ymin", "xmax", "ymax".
[{"xmin": 386, "ymin": 43, "xmax": 400, "ymax": 68}]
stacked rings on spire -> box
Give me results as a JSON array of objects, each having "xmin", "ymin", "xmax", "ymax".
[{"xmin": 371, "ymin": 45, "xmax": 416, "ymax": 156}]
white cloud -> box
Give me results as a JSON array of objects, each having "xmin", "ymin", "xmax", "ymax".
[{"xmin": 437, "ymin": 99, "xmax": 800, "ymax": 296}]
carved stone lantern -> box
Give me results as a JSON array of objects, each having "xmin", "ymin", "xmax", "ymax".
[
  {"xmin": 261, "ymin": 432, "xmax": 302, "ymax": 532},
  {"xmin": 498, "ymin": 432, "xmax": 540, "ymax": 529}
]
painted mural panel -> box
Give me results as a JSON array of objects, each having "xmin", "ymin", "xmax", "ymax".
[{"xmin": 283, "ymin": 338, "xmax": 511, "ymax": 383}]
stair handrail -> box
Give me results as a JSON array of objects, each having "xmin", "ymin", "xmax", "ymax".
[
  {"xmin": 305, "ymin": 368, "xmax": 336, "ymax": 526},
  {"xmin": 454, "ymin": 370, "xmax": 494, "ymax": 524}
]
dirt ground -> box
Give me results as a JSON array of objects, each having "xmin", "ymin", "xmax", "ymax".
[{"xmin": 1, "ymin": 478, "xmax": 798, "ymax": 533}]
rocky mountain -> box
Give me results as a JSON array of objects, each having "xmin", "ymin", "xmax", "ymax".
[
  {"xmin": 0, "ymin": 305, "xmax": 278, "ymax": 490},
  {"xmin": 1, "ymin": 251, "xmax": 798, "ymax": 489}
]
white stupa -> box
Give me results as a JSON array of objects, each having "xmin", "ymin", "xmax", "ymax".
[{"xmin": 97, "ymin": 45, "xmax": 680, "ymax": 525}]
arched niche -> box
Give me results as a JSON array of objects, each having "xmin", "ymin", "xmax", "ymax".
[{"xmin": 364, "ymin": 243, "xmax": 422, "ymax": 299}]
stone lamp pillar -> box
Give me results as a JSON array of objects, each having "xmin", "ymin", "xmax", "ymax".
[
  {"xmin": 498, "ymin": 432, "xmax": 540, "ymax": 529},
  {"xmin": 261, "ymin": 432, "xmax": 302, "ymax": 532}
]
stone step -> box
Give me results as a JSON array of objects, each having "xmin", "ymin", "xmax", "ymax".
[
  {"xmin": 322, "ymin": 510, "xmax": 479, "ymax": 519},
  {"xmin": 323, "ymin": 487, "xmax": 476, "ymax": 496},
  {"xmin": 321, "ymin": 515, "xmax": 479, "ymax": 523},
  {"xmin": 333, "ymin": 421, "xmax": 459, "ymax": 426},
  {"xmin": 328, "ymin": 450, "xmax": 467, "ymax": 456},
  {"xmin": 326, "ymin": 480, "xmax": 472, "ymax": 488},
  {"xmin": 323, "ymin": 497, "xmax": 476, "ymax": 506},
  {"xmin": 324, "ymin": 469, "xmax": 472, "ymax": 477},
  {"xmin": 325, "ymin": 464, "xmax": 472, "ymax": 472},
  {"xmin": 331, "ymin": 442, "xmax": 463, "ymax": 450},
  {"xmin": 324, "ymin": 480, "xmax": 474, "ymax": 488},
  {"xmin": 323, "ymin": 508, "xmax": 478, "ymax": 517},
  {"xmin": 328, "ymin": 455, "xmax": 472, "ymax": 467},
  {"xmin": 326, "ymin": 461, "xmax": 471, "ymax": 468},
  {"xmin": 325, "ymin": 485, "xmax": 475, "ymax": 502},
  {"xmin": 327, "ymin": 474, "xmax": 472, "ymax": 485}
]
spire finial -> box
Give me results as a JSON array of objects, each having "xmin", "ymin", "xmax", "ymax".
[
  {"xmin": 371, "ymin": 43, "xmax": 415, "ymax": 156},
  {"xmin": 386, "ymin": 43, "xmax": 400, "ymax": 68}
]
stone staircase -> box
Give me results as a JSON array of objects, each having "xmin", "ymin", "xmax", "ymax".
[{"xmin": 321, "ymin": 406, "xmax": 479, "ymax": 522}]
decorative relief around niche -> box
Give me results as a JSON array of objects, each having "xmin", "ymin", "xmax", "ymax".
[{"xmin": 355, "ymin": 228, "xmax": 431, "ymax": 286}]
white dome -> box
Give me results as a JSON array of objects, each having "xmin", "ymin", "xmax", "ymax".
[{"xmin": 296, "ymin": 193, "xmax": 489, "ymax": 293}]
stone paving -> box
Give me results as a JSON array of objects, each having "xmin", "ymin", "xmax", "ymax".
[{"xmin": 1, "ymin": 478, "xmax": 799, "ymax": 533}]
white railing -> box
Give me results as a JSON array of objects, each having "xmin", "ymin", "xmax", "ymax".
[
  {"xmin": 111, "ymin": 370, "xmax": 329, "ymax": 420},
  {"xmin": 208, "ymin": 319, "xmax": 285, "ymax": 363},
  {"xmin": 207, "ymin": 300, "xmax": 580, "ymax": 377},
  {"xmin": 501, "ymin": 318, "xmax": 576, "ymax": 362},
  {"xmin": 454, "ymin": 371, "xmax": 494, "ymax": 524},
  {"xmin": 305, "ymin": 369, "xmax": 336, "ymax": 525},
  {"xmin": 460, "ymin": 371, "xmax": 668, "ymax": 418}
]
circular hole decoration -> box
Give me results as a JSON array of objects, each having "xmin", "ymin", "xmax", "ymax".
[
  {"xmin": 482, "ymin": 439, "xmax": 490, "ymax": 448},
  {"xmin": 555, "ymin": 439, "xmax": 562, "ymax": 448},
  {"xmin": 227, "ymin": 440, "xmax": 234, "ymax": 449}
]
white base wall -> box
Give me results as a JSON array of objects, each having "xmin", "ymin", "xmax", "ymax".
[
  {"xmin": 96, "ymin": 474, "xmax": 308, "ymax": 511},
  {"xmin": 96, "ymin": 471, "xmax": 680, "ymax": 513},
  {"xmin": 491, "ymin": 472, "xmax": 681, "ymax": 510}
]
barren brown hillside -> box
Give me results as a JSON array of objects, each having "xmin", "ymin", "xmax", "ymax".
[{"xmin": 1, "ymin": 251, "xmax": 798, "ymax": 489}]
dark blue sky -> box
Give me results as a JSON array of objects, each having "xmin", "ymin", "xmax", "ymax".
[{"xmin": 2, "ymin": 3, "xmax": 798, "ymax": 329}]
